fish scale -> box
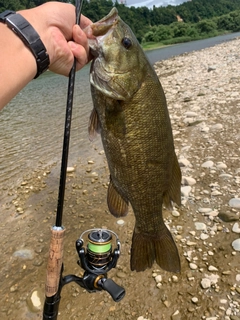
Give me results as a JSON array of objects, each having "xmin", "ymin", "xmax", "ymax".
[{"xmin": 86, "ymin": 7, "xmax": 182, "ymax": 272}]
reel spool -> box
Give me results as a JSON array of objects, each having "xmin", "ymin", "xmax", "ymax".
[
  {"xmin": 87, "ymin": 229, "xmax": 113, "ymax": 269},
  {"xmin": 76, "ymin": 229, "xmax": 121, "ymax": 275}
]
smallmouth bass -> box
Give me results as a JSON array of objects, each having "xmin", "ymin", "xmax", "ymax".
[{"xmin": 86, "ymin": 8, "xmax": 182, "ymax": 272}]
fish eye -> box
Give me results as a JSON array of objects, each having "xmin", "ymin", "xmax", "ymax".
[{"xmin": 121, "ymin": 37, "xmax": 132, "ymax": 50}]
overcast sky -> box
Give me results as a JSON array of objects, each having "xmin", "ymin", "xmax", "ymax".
[{"xmin": 125, "ymin": 0, "xmax": 189, "ymax": 8}]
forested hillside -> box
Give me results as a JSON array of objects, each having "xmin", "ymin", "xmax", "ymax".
[{"xmin": 1, "ymin": 0, "xmax": 240, "ymax": 45}]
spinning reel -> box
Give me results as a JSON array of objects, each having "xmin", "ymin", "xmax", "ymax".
[
  {"xmin": 62, "ymin": 229, "xmax": 125, "ymax": 302},
  {"xmin": 43, "ymin": 229, "xmax": 125, "ymax": 319}
]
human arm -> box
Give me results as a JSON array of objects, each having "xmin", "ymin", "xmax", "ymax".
[{"xmin": 0, "ymin": 2, "xmax": 92, "ymax": 109}]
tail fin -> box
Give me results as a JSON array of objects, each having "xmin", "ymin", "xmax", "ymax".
[{"xmin": 130, "ymin": 226, "xmax": 180, "ymax": 273}]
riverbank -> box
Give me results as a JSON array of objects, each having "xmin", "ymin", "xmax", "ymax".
[
  {"xmin": 0, "ymin": 37, "xmax": 240, "ymax": 320},
  {"xmin": 141, "ymin": 30, "xmax": 234, "ymax": 51}
]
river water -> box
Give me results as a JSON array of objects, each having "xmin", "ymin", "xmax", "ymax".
[{"xmin": 1, "ymin": 31, "xmax": 240, "ymax": 200}]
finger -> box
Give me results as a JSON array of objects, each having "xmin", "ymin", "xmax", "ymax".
[
  {"xmin": 68, "ymin": 41, "xmax": 88, "ymax": 71},
  {"xmin": 73, "ymin": 25, "xmax": 89, "ymax": 52},
  {"xmin": 80, "ymin": 15, "xmax": 93, "ymax": 29}
]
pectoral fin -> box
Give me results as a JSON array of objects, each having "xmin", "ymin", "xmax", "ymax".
[
  {"xmin": 107, "ymin": 178, "xmax": 128, "ymax": 217},
  {"xmin": 88, "ymin": 108, "xmax": 101, "ymax": 141}
]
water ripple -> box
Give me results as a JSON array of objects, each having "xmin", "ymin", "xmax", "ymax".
[{"xmin": 0, "ymin": 65, "xmax": 93, "ymax": 191}]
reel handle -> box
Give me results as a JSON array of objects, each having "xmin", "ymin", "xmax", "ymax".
[{"xmin": 97, "ymin": 278, "xmax": 125, "ymax": 302}]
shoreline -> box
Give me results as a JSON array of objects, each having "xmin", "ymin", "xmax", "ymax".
[{"xmin": 141, "ymin": 30, "xmax": 237, "ymax": 51}]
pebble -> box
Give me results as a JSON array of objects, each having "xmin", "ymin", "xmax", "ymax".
[
  {"xmin": 184, "ymin": 111, "xmax": 198, "ymax": 117},
  {"xmin": 232, "ymin": 222, "xmax": 240, "ymax": 233},
  {"xmin": 163, "ymin": 300, "xmax": 170, "ymax": 307},
  {"xmin": 220, "ymin": 299, "xmax": 228, "ymax": 304},
  {"xmin": 13, "ymin": 249, "xmax": 34, "ymax": 260},
  {"xmin": 216, "ymin": 162, "xmax": 227, "ymax": 169},
  {"xmin": 229, "ymin": 316, "xmax": 240, "ymax": 320},
  {"xmin": 16, "ymin": 207, "xmax": 24, "ymax": 214},
  {"xmin": 189, "ymin": 263, "xmax": 198, "ymax": 270},
  {"xmin": 67, "ymin": 167, "xmax": 75, "ymax": 173},
  {"xmin": 201, "ymin": 126, "xmax": 210, "ymax": 133},
  {"xmin": 208, "ymin": 265, "xmax": 218, "ymax": 272},
  {"xmin": 187, "ymin": 241, "xmax": 197, "ymax": 246},
  {"xmin": 232, "ymin": 239, "xmax": 240, "ymax": 251},
  {"xmin": 198, "ymin": 207, "xmax": 212, "ymax": 214},
  {"xmin": 181, "ymin": 186, "xmax": 192, "ymax": 198},
  {"xmin": 207, "ymin": 210, "xmax": 219, "ymax": 217},
  {"xmin": 211, "ymin": 190, "xmax": 222, "ymax": 196},
  {"xmin": 201, "ymin": 160, "xmax": 214, "ymax": 168},
  {"xmin": 210, "ymin": 123, "xmax": 223, "ymax": 131},
  {"xmin": 155, "ymin": 275, "xmax": 162, "ymax": 283},
  {"xmin": 229, "ymin": 198, "xmax": 240, "ymax": 209},
  {"xmin": 179, "ymin": 158, "xmax": 191, "ymax": 167},
  {"xmin": 219, "ymin": 173, "xmax": 232, "ymax": 179},
  {"xmin": 201, "ymin": 274, "xmax": 219, "ymax": 289},
  {"xmin": 172, "ymin": 210, "xmax": 180, "ymax": 217},
  {"xmin": 191, "ymin": 297, "xmax": 198, "ymax": 304},
  {"xmin": 201, "ymin": 278, "xmax": 211, "ymax": 289},
  {"xmin": 171, "ymin": 310, "xmax": 181, "ymax": 320},
  {"xmin": 200, "ymin": 233, "xmax": 209, "ymax": 240},
  {"xmin": 26, "ymin": 288, "xmax": 44, "ymax": 312},
  {"xmin": 222, "ymin": 270, "xmax": 231, "ymax": 275},
  {"xmin": 181, "ymin": 176, "xmax": 196, "ymax": 186},
  {"xmin": 218, "ymin": 212, "xmax": 239, "ymax": 222},
  {"xmin": 116, "ymin": 271, "xmax": 126, "ymax": 279},
  {"xmin": 10, "ymin": 284, "xmax": 18, "ymax": 292},
  {"xmin": 195, "ymin": 222, "xmax": 207, "ymax": 231},
  {"xmin": 208, "ymin": 65, "xmax": 216, "ymax": 71},
  {"xmin": 117, "ymin": 219, "xmax": 125, "ymax": 225},
  {"xmin": 235, "ymin": 287, "xmax": 240, "ymax": 294}
]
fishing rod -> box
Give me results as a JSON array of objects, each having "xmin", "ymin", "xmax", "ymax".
[{"xmin": 42, "ymin": 2, "xmax": 125, "ymax": 319}]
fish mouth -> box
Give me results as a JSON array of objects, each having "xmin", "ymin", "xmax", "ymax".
[
  {"xmin": 91, "ymin": 7, "xmax": 119, "ymax": 37},
  {"xmin": 88, "ymin": 8, "xmax": 119, "ymax": 56}
]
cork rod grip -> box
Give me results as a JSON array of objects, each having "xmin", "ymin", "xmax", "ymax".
[{"xmin": 45, "ymin": 227, "xmax": 65, "ymax": 297}]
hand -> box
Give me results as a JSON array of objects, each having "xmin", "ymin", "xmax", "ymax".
[
  {"xmin": 19, "ymin": 2, "xmax": 93, "ymax": 76},
  {"xmin": 0, "ymin": 2, "xmax": 93, "ymax": 108}
]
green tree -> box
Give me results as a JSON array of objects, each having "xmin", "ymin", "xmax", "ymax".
[
  {"xmin": 197, "ymin": 19, "xmax": 217, "ymax": 34},
  {"xmin": 217, "ymin": 11, "xmax": 240, "ymax": 31},
  {"xmin": 0, "ymin": 0, "xmax": 26, "ymax": 11},
  {"xmin": 171, "ymin": 22, "xmax": 189, "ymax": 37}
]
